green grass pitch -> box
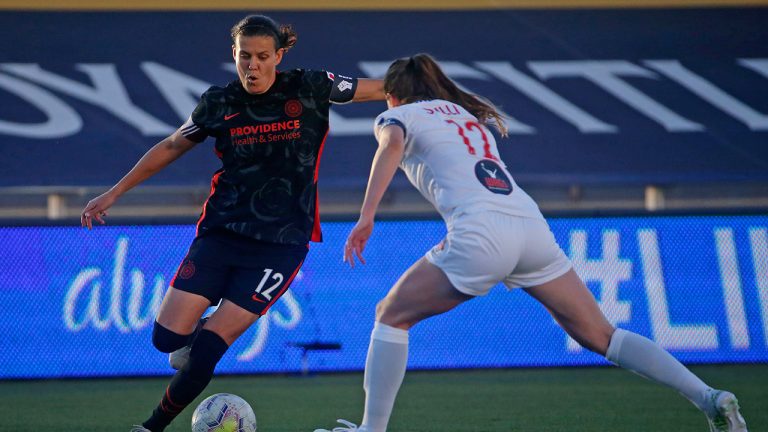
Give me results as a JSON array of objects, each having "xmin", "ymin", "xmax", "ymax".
[{"xmin": 1, "ymin": 364, "xmax": 766, "ymax": 431}]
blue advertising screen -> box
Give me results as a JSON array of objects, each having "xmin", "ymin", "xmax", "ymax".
[{"xmin": 1, "ymin": 214, "xmax": 767, "ymax": 379}]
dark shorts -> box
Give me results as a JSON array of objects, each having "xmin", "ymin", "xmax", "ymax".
[{"xmin": 171, "ymin": 229, "xmax": 308, "ymax": 315}]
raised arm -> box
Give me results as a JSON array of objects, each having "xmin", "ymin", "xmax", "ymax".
[
  {"xmin": 80, "ymin": 129, "xmax": 199, "ymax": 228},
  {"xmin": 344, "ymin": 124, "xmax": 405, "ymax": 266}
]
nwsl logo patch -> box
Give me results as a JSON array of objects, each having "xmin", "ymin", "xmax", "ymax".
[{"xmin": 475, "ymin": 160, "xmax": 512, "ymax": 195}]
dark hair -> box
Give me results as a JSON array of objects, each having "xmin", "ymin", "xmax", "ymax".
[
  {"xmin": 384, "ymin": 53, "xmax": 508, "ymax": 136},
  {"xmin": 230, "ymin": 15, "xmax": 298, "ymax": 52}
]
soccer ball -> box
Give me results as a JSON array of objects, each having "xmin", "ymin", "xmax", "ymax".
[{"xmin": 191, "ymin": 393, "xmax": 257, "ymax": 432}]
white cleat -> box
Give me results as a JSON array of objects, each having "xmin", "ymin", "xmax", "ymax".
[
  {"xmin": 168, "ymin": 345, "xmax": 191, "ymax": 370},
  {"xmin": 313, "ymin": 419, "xmax": 366, "ymax": 432},
  {"xmin": 129, "ymin": 425, "xmax": 151, "ymax": 432},
  {"xmin": 707, "ymin": 390, "xmax": 748, "ymax": 432},
  {"xmin": 168, "ymin": 317, "xmax": 208, "ymax": 370}
]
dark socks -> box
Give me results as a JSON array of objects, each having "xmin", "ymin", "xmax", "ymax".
[{"xmin": 143, "ymin": 330, "xmax": 229, "ymax": 431}]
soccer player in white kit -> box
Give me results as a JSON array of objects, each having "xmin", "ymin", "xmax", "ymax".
[{"xmin": 314, "ymin": 54, "xmax": 748, "ymax": 432}]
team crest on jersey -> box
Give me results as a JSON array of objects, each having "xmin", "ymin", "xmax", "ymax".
[
  {"xmin": 285, "ymin": 99, "xmax": 303, "ymax": 117},
  {"xmin": 475, "ymin": 160, "xmax": 513, "ymax": 195}
]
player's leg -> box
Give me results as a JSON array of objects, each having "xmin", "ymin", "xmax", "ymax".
[
  {"xmin": 152, "ymin": 287, "xmax": 211, "ymax": 354},
  {"xmin": 524, "ymin": 269, "xmax": 747, "ymax": 431},
  {"xmin": 135, "ymin": 236, "xmax": 222, "ymax": 432},
  {"xmin": 316, "ymin": 257, "xmax": 473, "ymax": 432},
  {"xmin": 377, "ymin": 256, "xmax": 474, "ymax": 330},
  {"xmin": 523, "ymin": 269, "xmax": 614, "ymax": 354},
  {"xmin": 316, "ymin": 215, "xmax": 522, "ymax": 432},
  {"xmin": 358, "ymin": 257, "xmax": 472, "ymax": 432},
  {"xmin": 141, "ymin": 299, "xmax": 260, "ymax": 432},
  {"xmin": 138, "ymin": 233, "xmax": 306, "ymax": 432},
  {"xmin": 153, "ymin": 235, "xmax": 227, "ymax": 360}
]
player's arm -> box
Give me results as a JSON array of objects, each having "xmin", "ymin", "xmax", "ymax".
[
  {"xmin": 344, "ymin": 124, "xmax": 405, "ymax": 266},
  {"xmin": 109, "ymin": 129, "xmax": 198, "ymax": 196},
  {"xmin": 329, "ymin": 75, "xmax": 385, "ymax": 104},
  {"xmin": 360, "ymin": 124, "xmax": 405, "ymax": 222},
  {"xmin": 80, "ymin": 128, "xmax": 198, "ymax": 229},
  {"xmin": 352, "ymin": 79, "xmax": 385, "ymax": 102}
]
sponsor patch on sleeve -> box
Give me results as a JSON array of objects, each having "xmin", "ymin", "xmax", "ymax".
[{"xmin": 329, "ymin": 74, "xmax": 358, "ymax": 104}]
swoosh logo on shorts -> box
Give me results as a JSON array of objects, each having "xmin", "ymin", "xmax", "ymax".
[
  {"xmin": 251, "ymin": 294, "xmax": 267, "ymax": 303},
  {"xmin": 224, "ymin": 112, "xmax": 241, "ymax": 121}
]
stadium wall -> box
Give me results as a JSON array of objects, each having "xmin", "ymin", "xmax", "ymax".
[
  {"xmin": 1, "ymin": 9, "xmax": 767, "ymax": 188},
  {"xmin": 1, "ymin": 214, "xmax": 767, "ymax": 379}
]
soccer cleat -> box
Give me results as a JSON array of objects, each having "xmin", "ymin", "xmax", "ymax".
[
  {"xmin": 706, "ymin": 390, "xmax": 748, "ymax": 432},
  {"xmin": 129, "ymin": 425, "xmax": 151, "ymax": 432},
  {"xmin": 169, "ymin": 317, "xmax": 208, "ymax": 370},
  {"xmin": 313, "ymin": 419, "xmax": 366, "ymax": 432}
]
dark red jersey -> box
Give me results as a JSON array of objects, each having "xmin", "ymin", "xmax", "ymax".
[{"xmin": 181, "ymin": 69, "xmax": 358, "ymax": 245}]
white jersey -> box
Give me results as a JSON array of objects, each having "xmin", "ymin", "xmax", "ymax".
[{"xmin": 374, "ymin": 99, "xmax": 543, "ymax": 224}]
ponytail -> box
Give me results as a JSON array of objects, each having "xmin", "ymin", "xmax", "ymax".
[
  {"xmin": 384, "ymin": 53, "xmax": 508, "ymax": 136},
  {"xmin": 277, "ymin": 24, "xmax": 298, "ymax": 51}
]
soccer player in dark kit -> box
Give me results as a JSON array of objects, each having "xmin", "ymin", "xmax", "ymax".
[{"xmin": 80, "ymin": 14, "xmax": 385, "ymax": 432}]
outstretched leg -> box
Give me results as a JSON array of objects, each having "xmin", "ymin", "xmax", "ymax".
[{"xmin": 524, "ymin": 268, "xmax": 747, "ymax": 431}]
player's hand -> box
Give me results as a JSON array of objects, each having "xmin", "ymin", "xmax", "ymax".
[
  {"xmin": 344, "ymin": 216, "xmax": 374, "ymax": 268},
  {"xmin": 81, "ymin": 191, "xmax": 117, "ymax": 229}
]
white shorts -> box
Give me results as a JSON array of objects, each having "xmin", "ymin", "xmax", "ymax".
[{"xmin": 425, "ymin": 212, "xmax": 572, "ymax": 296}]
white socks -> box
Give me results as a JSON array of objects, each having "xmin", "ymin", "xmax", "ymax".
[
  {"xmin": 359, "ymin": 325, "xmax": 715, "ymax": 432},
  {"xmin": 361, "ymin": 322, "xmax": 409, "ymax": 432},
  {"xmin": 605, "ymin": 328, "xmax": 712, "ymax": 413}
]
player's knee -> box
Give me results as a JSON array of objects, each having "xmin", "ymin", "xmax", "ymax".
[
  {"xmin": 183, "ymin": 329, "xmax": 230, "ymax": 380},
  {"xmin": 376, "ymin": 298, "xmax": 419, "ymax": 330},
  {"xmin": 375, "ymin": 297, "xmax": 403, "ymax": 324},
  {"xmin": 152, "ymin": 321, "xmax": 191, "ymax": 353},
  {"xmin": 374, "ymin": 297, "xmax": 392, "ymax": 321}
]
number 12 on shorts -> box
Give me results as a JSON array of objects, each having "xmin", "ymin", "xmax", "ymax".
[{"xmin": 252, "ymin": 268, "xmax": 284, "ymax": 302}]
